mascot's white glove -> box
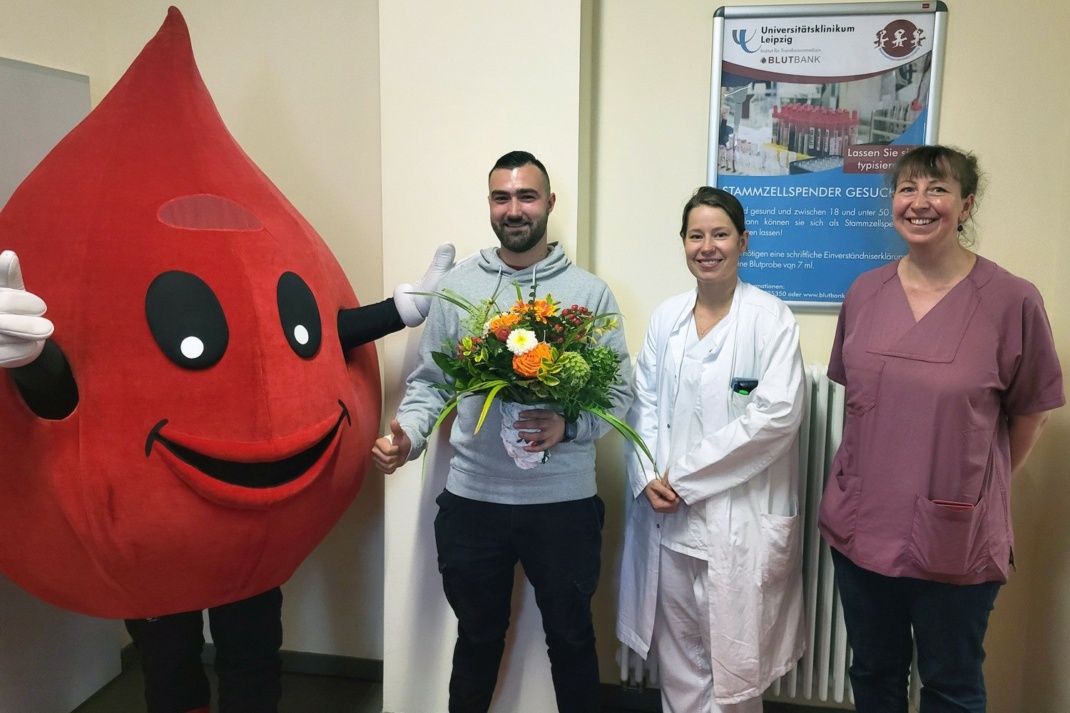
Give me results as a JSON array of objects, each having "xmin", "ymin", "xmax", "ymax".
[
  {"xmin": 0, "ymin": 250, "xmax": 54, "ymax": 368},
  {"xmin": 393, "ymin": 243, "xmax": 456, "ymax": 328}
]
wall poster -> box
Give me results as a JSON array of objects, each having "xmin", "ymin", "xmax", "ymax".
[{"xmin": 709, "ymin": 2, "xmax": 948, "ymax": 307}]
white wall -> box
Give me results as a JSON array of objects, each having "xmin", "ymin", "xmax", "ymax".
[{"xmin": 0, "ymin": 577, "xmax": 120, "ymax": 712}]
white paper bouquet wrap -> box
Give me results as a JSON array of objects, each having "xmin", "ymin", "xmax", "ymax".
[{"xmin": 498, "ymin": 400, "xmax": 553, "ymax": 469}]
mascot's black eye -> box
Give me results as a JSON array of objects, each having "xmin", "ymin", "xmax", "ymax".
[
  {"xmin": 145, "ymin": 271, "xmax": 229, "ymax": 369},
  {"xmin": 277, "ymin": 272, "xmax": 321, "ymax": 359}
]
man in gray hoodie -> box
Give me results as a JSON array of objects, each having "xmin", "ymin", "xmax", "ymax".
[{"xmin": 373, "ymin": 150, "xmax": 631, "ymax": 712}]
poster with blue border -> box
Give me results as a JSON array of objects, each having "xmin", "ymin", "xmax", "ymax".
[{"xmin": 709, "ymin": 2, "xmax": 948, "ymax": 307}]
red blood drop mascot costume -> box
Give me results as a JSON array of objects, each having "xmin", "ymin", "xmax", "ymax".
[{"xmin": 0, "ymin": 8, "xmax": 452, "ymax": 712}]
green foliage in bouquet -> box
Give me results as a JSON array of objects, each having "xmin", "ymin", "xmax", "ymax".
[{"xmin": 419, "ymin": 279, "xmax": 656, "ymax": 471}]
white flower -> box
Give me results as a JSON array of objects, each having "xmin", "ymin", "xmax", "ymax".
[
  {"xmin": 482, "ymin": 320, "xmax": 492, "ymax": 336},
  {"xmin": 506, "ymin": 329, "xmax": 538, "ymax": 355}
]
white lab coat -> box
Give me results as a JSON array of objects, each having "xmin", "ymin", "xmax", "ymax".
[{"xmin": 616, "ymin": 281, "xmax": 806, "ymax": 705}]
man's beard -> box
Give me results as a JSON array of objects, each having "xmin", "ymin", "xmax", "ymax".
[{"xmin": 493, "ymin": 219, "xmax": 545, "ymax": 254}]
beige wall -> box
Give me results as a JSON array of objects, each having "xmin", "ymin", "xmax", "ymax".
[
  {"xmin": 378, "ymin": 2, "xmax": 590, "ymax": 709},
  {"xmin": 594, "ymin": 1, "xmax": 1070, "ymax": 712},
  {"xmin": 2, "ymin": 1, "xmax": 1068, "ymax": 711}
]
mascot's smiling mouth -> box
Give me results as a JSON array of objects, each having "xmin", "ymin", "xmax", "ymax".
[{"xmin": 145, "ymin": 400, "xmax": 351, "ymax": 489}]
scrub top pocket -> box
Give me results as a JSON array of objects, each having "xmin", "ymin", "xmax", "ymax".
[{"xmin": 909, "ymin": 493, "xmax": 993, "ymax": 579}]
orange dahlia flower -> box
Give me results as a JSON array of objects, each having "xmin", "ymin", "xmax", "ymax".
[{"xmin": 488, "ymin": 313, "xmax": 521, "ymax": 332}]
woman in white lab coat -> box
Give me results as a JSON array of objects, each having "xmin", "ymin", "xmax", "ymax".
[{"xmin": 617, "ymin": 187, "xmax": 806, "ymax": 712}]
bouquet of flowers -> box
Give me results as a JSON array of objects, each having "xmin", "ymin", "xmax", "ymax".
[{"xmin": 425, "ymin": 280, "xmax": 655, "ymax": 469}]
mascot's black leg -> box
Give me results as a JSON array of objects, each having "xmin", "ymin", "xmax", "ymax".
[
  {"xmin": 208, "ymin": 586, "xmax": 284, "ymax": 713},
  {"xmin": 124, "ymin": 611, "xmax": 212, "ymax": 713}
]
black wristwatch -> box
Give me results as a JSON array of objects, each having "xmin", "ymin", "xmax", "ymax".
[{"xmin": 562, "ymin": 419, "xmax": 578, "ymax": 443}]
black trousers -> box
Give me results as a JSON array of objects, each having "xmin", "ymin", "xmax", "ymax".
[
  {"xmin": 831, "ymin": 549, "xmax": 1000, "ymax": 713},
  {"xmin": 434, "ymin": 489, "xmax": 605, "ymax": 713},
  {"xmin": 124, "ymin": 587, "xmax": 283, "ymax": 713}
]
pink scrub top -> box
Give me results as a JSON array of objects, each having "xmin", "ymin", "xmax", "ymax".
[{"xmin": 819, "ymin": 257, "xmax": 1064, "ymax": 584}]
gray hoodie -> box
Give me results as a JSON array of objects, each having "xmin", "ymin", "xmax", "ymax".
[{"xmin": 396, "ymin": 243, "xmax": 632, "ymax": 505}]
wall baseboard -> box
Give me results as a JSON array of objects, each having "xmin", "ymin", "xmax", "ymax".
[
  {"xmin": 118, "ymin": 649, "xmax": 820, "ymax": 712},
  {"xmin": 120, "ymin": 644, "xmax": 384, "ymax": 682},
  {"xmin": 122, "ymin": 643, "xmax": 656, "ymax": 708}
]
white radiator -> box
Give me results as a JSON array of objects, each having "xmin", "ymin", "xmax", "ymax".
[{"xmin": 617, "ymin": 364, "xmax": 922, "ymax": 709}]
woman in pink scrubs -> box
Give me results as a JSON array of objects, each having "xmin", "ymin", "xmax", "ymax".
[{"xmin": 818, "ymin": 145, "xmax": 1064, "ymax": 712}]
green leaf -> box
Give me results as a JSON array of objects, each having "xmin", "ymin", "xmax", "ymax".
[
  {"xmin": 431, "ymin": 351, "xmax": 466, "ymax": 379},
  {"xmin": 432, "ymin": 397, "xmax": 460, "ymax": 432},
  {"xmin": 410, "ymin": 289, "xmax": 479, "ymax": 315},
  {"xmin": 588, "ymin": 406, "xmax": 659, "ymax": 476},
  {"xmin": 474, "ymin": 382, "xmax": 510, "ymax": 434}
]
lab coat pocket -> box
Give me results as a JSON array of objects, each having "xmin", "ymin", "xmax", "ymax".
[
  {"xmin": 909, "ymin": 494, "xmax": 992, "ymax": 579},
  {"xmin": 729, "ymin": 389, "xmax": 754, "ymax": 419},
  {"xmin": 759, "ymin": 512, "xmax": 801, "ymax": 588}
]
